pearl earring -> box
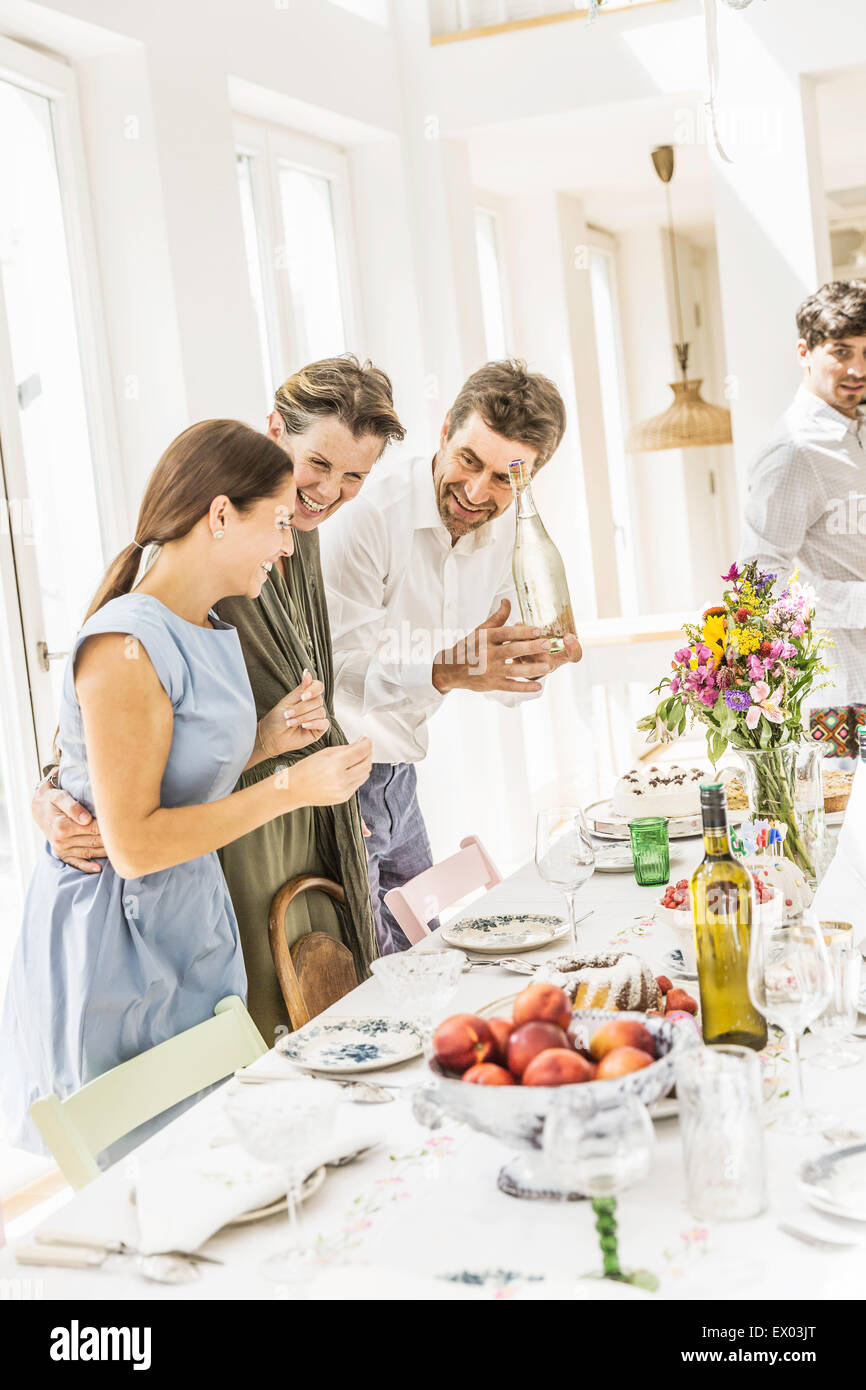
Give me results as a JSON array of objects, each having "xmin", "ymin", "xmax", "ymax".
[{"xmin": 214, "ymin": 530, "xmax": 225, "ymax": 539}]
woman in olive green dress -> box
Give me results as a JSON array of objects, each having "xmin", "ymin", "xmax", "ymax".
[{"xmin": 33, "ymin": 357, "xmax": 406, "ymax": 1046}]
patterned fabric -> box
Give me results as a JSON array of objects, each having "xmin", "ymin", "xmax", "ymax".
[
  {"xmin": 809, "ymin": 704, "xmax": 866, "ymax": 757},
  {"xmin": 740, "ymin": 385, "xmax": 866, "ymax": 704}
]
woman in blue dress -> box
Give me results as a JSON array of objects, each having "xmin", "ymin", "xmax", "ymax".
[{"xmin": 0, "ymin": 418, "xmax": 372, "ymax": 1155}]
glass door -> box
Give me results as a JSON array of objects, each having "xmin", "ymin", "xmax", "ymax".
[{"xmin": 0, "ymin": 41, "xmax": 115, "ymax": 994}]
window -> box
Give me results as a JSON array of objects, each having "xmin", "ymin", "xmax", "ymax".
[
  {"xmin": 234, "ymin": 119, "xmax": 360, "ymax": 395},
  {"xmin": 0, "ymin": 37, "xmax": 118, "ymax": 991},
  {"xmin": 588, "ymin": 245, "xmax": 639, "ymax": 616},
  {"xmin": 475, "ymin": 207, "xmax": 510, "ymax": 360}
]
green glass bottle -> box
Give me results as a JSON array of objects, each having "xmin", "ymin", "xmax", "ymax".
[{"xmin": 690, "ymin": 783, "xmax": 767, "ymax": 1050}]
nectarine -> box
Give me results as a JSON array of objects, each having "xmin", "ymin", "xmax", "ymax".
[
  {"xmin": 589, "ymin": 1018, "xmax": 655, "ymax": 1061},
  {"xmin": 522, "ymin": 1048, "xmax": 595, "ymax": 1087},
  {"xmin": 462, "ymin": 1062, "xmax": 514, "ymax": 1085},
  {"xmin": 432, "ymin": 1014, "xmax": 495, "ymax": 1073},
  {"xmin": 665, "ymin": 988, "xmax": 698, "ymax": 1016},
  {"xmin": 512, "ymin": 981, "xmax": 572, "ymax": 1032},
  {"xmin": 507, "ymin": 1021, "xmax": 570, "ymax": 1079},
  {"xmin": 486, "ymin": 1017, "xmax": 515, "ymax": 1065},
  {"xmin": 596, "ymin": 1045, "xmax": 654, "ymax": 1080}
]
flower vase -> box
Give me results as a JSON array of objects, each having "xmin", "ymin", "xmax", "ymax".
[{"xmin": 734, "ymin": 744, "xmax": 817, "ymax": 882}]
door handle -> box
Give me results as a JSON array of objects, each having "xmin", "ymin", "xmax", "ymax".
[{"xmin": 36, "ymin": 641, "xmax": 69, "ymax": 672}]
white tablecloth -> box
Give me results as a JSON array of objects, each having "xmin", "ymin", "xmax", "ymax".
[{"xmin": 4, "ymin": 850, "xmax": 865, "ymax": 1301}]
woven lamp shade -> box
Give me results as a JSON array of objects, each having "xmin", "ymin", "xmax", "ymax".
[{"xmin": 626, "ymin": 377, "xmax": 733, "ymax": 453}]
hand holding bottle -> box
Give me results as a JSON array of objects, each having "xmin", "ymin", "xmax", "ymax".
[{"xmin": 432, "ymin": 599, "xmax": 557, "ymax": 695}]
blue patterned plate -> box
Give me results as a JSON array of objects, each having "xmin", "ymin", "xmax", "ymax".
[
  {"xmin": 440, "ymin": 913, "xmax": 567, "ymax": 954},
  {"xmin": 277, "ymin": 1016, "xmax": 422, "ymax": 1073}
]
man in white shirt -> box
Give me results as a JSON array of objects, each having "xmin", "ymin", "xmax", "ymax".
[
  {"xmin": 320, "ymin": 360, "xmax": 582, "ymax": 953},
  {"xmin": 741, "ymin": 281, "xmax": 866, "ymax": 703}
]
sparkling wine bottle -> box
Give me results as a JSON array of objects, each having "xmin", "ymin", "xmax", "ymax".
[
  {"xmin": 508, "ymin": 459, "xmax": 577, "ymax": 654},
  {"xmin": 690, "ymin": 783, "xmax": 767, "ymax": 1050}
]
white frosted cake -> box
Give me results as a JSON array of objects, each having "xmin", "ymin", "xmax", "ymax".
[{"xmin": 613, "ymin": 765, "xmax": 705, "ymax": 820}]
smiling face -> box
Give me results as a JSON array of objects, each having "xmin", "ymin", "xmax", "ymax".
[
  {"xmin": 799, "ymin": 335, "xmax": 866, "ymax": 418},
  {"xmin": 212, "ymin": 476, "xmax": 297, "ymax": 599},
  {"xmin": 267, "ymin": 413, "xmax": 383, "ymax": 529},
  {"xmin": 433, "ymin": 410, "xmax": 539, "ymax": 541}
]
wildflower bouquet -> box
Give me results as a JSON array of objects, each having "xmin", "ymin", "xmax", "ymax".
[{"xmin": 637, "ymin": 561, "xmax": 829, "ymax": 876}]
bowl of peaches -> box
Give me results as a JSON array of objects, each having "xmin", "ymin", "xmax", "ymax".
[{"xmin": 413, "ymin": 979, "xmax": 699, "ymax": 1197}]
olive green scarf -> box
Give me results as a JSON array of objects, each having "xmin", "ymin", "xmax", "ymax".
[{"xmin": 215, "ymin": 528, "xmax": 377, "ymax": 981}]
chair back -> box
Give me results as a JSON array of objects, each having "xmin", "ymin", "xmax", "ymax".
[
  {"xmin": 383, "ymin": 834, "xmax": 502, "ymax": 945},
  {"xmin": 268, "ymin": 875, "xmax": 358, "ymax": 1029},
  {"xmin": 30, "ymin": 996, "xmax": 267, "ymax": 1190}
]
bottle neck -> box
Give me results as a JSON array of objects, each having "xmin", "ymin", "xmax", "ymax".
[
  {"xmin": 511, "ymin": 479, "xmax": 539, "ymax": 520},
  {"xmin": 702, "ymin": 826, "xmax": 732, "ymax": 858}
]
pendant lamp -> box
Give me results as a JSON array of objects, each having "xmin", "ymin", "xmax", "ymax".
[{"xmin": 626, "ymin": 146, "xmax": 733, "ymax": 453}]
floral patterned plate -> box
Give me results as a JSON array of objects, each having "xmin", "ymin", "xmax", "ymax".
[
  {"xmin": 278, "ymin": 1016, "xmax": 423, "ymax": 1073},
  {"xmin": 440, "ymin": 913, "xmax": 567, "ymax": 955}
]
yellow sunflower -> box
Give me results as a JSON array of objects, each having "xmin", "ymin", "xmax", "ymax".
[{"xmin": 700, "ymin": 609, "xmax": 727, "ymax": 668}]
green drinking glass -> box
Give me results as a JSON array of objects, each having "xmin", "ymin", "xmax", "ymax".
[{"xmin": 628, "ymin": 817, "xmax": 670, "ymax": 887}]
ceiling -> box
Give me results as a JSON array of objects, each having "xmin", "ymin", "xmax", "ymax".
[{"xmin": 466, "ymin": 68, "xmax": 866, "ymax": 247}]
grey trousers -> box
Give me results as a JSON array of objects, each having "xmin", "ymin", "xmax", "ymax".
[{"xmin": 359, "ymin": 762, "xmax": 435, "ymax": 955}]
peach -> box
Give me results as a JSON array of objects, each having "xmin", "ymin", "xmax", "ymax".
[
  {"xmin": 512, "ymin": 981, "xmax": 572, "ymax": 1032},
  {"xmin": 589, "ymin": 1018, "xmax": 656, "ymax": 1062},
  {"xmin": 507, "ymin": 1021, "xmax": 570, "ymax": 1079},
  {"xmin": 596, "ymin": 1045, "xmax": 654, "ymax": 1080},
  {"xmin": 486, "ymin": 1017, "xmax": 515, "ymax": 1065},
  {"xmin": 462, "ymin": 1062, "xmax": 515, "ymax": 1085},
  {"xmin": 432, "ymin": 1013, "xmax": 495, "ymax": 1073},
  {"xmin": 522, "ymin": 1048, "xmax": 595, "ymax": 1087},
  {"xmin": 655, "ymin": 975, "xmax": 674, "ymax": 995}
]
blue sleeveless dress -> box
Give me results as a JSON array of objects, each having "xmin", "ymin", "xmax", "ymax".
[{"xmin": 0, "ymin": 594, "xmax": 257, "ymax": 1155}]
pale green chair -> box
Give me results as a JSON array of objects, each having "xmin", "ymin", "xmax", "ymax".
[{"xmin": 30, "ymin": 995, "xmax": 268, "ymax": 1190}]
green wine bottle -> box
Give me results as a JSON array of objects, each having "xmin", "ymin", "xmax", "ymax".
[{"xmin": 690, "ymin": 782, "xmax": 767, "ymax": 1050}]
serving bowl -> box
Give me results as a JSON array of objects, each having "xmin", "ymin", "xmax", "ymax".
[{"xmin": 412, "ymin": 1007, "xmax": 698, "ymax": 1199}]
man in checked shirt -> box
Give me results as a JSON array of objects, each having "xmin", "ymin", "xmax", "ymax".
[{"xmin": 741, "ymin": 281, "xmax": 866, "ymax": 703}]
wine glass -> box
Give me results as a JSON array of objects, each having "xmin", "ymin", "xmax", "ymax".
[
  {"xmin": 808, "ymin": 928, "xmax": 862, "ymax": 1070},
  {"xmin": 370, "ymin": 949, "xmax": 466, "ymax": 1055},
  {"xmin": 747, "ymin": 915, "xmax": 832, "ymax": 1135},
  {"xmin": 535, "ymin": 807, "xmax": 595, "ymax": 952},
  {"xmin": 543, "ymin": 1092, "xmax": 658, "ymax": 1290},
  {"xmin": 224, "ymin": 1078, "xmax": 336, "ymax": 1284}
]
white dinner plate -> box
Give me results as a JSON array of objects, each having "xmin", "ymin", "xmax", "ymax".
[
  {"xmin": 799, "ymin": 1144, "xmax": 866, "ymax": 1222},
  {"xmin": 440, "ymin": 913, "xmax": 567, "ymax": 955},
  {"xmin": 278, "ymin": 1016, "xmax": 422, "ymax": 1073}
]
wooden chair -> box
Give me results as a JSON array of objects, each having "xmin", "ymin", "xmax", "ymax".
[
  {"xmin": 30, "ymin": 996, "xmax": 267, "ymax": 1190},
  {"xmin": 268, "ymin": 875, "xmax": 358, "ymax": 1030},
  {"xmin": 383, "ymin": 834, "xmax": 502, "ymax": 946}
]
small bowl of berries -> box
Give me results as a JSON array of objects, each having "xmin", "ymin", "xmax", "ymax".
[{"xmin": 656, "ymin": 873, "xmax": 779, "ymax": 972}]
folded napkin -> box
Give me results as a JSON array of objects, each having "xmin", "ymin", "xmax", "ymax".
[{"xmin": 133, "ymin": 1100, "xmax": 386, "ymax": 1255}]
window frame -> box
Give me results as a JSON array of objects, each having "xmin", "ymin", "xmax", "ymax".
[
  {"xmin": 233, "ymin": 115, "xmax": 363, "ymax": 389},
  {"xmin": 474, "ymin": 201, "xmax": 513, "ymax": 360}
]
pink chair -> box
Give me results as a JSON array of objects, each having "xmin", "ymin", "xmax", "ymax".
[{"xmin": 383, "ymin": 835, "xmax": 502, "ymax": 946}]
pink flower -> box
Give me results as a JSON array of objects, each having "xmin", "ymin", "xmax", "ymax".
[
  {"xmin": 699, "ymin": 689, "xmax": 717, "ymax": 707},
  {"xmin": 674, "ymin": 646, "xmax": 692, "ymax": 664},
  {"xmin": 670, "ymin": 677, "xmax": 680, "ymax": 693},
  {"xmin": 747, "ymin": 655, "xmax": 765, "ymax": 681},
  {"xmin": 745, "ymin": 681, "xmax": 785, "ymax": 729},
  {"xmin": 790, "ymin": 620, "xmax": 805, "ymax": 636}
]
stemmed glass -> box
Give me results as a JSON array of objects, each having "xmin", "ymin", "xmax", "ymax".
[
  {"xmin": 224, "ymin": 1078, "xmax": 336, "ymax": 1284},
  {"xmin": 808, "ymin": 928, "xmax": 862, "ymax": 1070},
  {"xmin": 747, "ymin": 916, "xmax": 832, "ymax": 1135},
  {"xmin": 370, "ymin": 949, "xmax": 466, "ymax": 1056},
  {"xmin": 543, "ymin": 1093, "xmax": 658, "ymax": 1290},
  {"xmin": 535, "ymin": 807, "xmax": 595, "ymax": 951}
]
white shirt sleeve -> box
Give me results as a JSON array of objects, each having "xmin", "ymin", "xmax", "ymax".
[
  {"xmin": 320, "ymin": 506, "xmax": 443, "ymax": 717},
  {"xmin": 740, "ymin": 441, "xmax": 866, "ymax": 631}
]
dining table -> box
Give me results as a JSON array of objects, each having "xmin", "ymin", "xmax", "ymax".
[{"xmin": 3, "ymin": 833, "xmax": 865, "ymax": 1304}]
